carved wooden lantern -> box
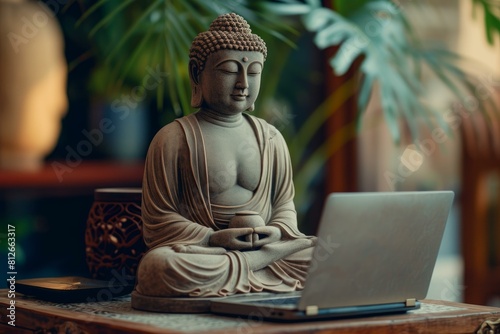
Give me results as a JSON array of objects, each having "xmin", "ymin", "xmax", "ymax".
[{"xmin": 85, "ymin": 188, "xmax": 146, "ymax": 280}]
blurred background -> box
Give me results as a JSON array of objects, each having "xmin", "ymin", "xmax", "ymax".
[{"xmin": 0, "ymin": 0, "xmax": 499, "ymax": 306}]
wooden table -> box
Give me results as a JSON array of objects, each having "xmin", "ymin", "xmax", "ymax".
[{"xmin": 1, "ymin": 293, "xmax": 500, "ymax": 334}]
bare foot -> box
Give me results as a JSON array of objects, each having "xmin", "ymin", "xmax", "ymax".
[
  {"xmin": 243, "ymin": 238, "xmax": 316, "ymax": 271},
  {"xmin": 172, "ymin": 244, "xmax": 227, "ymax": 255}
]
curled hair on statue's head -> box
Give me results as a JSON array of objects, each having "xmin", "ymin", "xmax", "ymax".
[{"xmin": 188, "ymin": 13, "xmax": 267, "ymax": 108}]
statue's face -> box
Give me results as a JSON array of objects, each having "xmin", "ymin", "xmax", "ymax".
[{"xmin": 199, "ymin": 49, "xmax": 263, "ymax": 115}]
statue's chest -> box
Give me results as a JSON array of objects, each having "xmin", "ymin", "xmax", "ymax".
[{"xmin": 200, "ymin": 123, "xmax": 262, "ymax": 193}]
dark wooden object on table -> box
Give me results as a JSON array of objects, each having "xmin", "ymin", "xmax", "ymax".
[{"xmin": 85, "ymin": 188, "xmax": 146, "ymax": 280}]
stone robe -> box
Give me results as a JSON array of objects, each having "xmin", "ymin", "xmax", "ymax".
[{"xmin": 135, "ymin": 113, "xmax": 312, "ymax": 297}]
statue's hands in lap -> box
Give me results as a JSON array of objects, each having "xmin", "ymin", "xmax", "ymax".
[
  {"xmin": 209, "ymin": 228, "xmax": 254, "ymax": 251},
  {"xmin": 252, "ymin": 226, "xmax": 281, "ymax": 248},
  {"xmin": 209, "ymin": 226, "xmax": 282, "ymax": 251}
]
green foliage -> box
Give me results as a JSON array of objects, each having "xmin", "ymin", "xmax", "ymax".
[
  {"xmin": 266, "ymin": 0, "xmax": 496, "ymax": 215},
  {"xmin": 473, "ymin": 0, "xmax": 500, "ymax": 45},
  {"xmin": 77, "ymin": 0, "xmax": 498, "ymax": 142},
  {"xmin": 77, "ymin": 0, "xmax": 497, "ymax": 220},
  {"xmin": 333, "ymin": 0, "xmax": 374, "ymax": 15},
  {"xmin": 77, "ymin": 0, "xmax": 300, "ymax": 115},
  {"xmin": 271, "ymin": 0, "xmax": 488, "ymax": 144}
]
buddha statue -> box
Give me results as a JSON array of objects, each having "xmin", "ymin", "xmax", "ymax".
[{"xmin": 134, "ymin": 13, "xmax": 315, "ymax": 300}]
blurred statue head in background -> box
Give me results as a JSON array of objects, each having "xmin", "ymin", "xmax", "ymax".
[{"xmin": 0, "ymin": 0, "xmax": 67, "ymax": 171}]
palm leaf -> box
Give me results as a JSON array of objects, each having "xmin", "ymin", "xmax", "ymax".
[
  {"xmin": 301, "ymin": 0, "xmax": 495, "ymax": 144},
  {"xmin": 302, "ymin": 1, "xmax": 414, "ymax": 142},
  {"xmin": 88, "ymin": 0, "xmax": 135, "ymax": 37},
  {"xmin": 104, "ymin": 1, "xmax": 161, "ymax": 65},
  {"xmin": 116, "ymin": 27, "xmax": 155, "ymax": 88},
  {"xmin": 75, "ymin": 0, "xmax": 110, "ymax": 26},
  {"xmin": 473, "ymin": 0, "xmax": 500, "ymax": 45}
]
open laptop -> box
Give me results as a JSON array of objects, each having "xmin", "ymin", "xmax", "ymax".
[{"xmin": 211, "ymin": 191, "xmax": 455, "ymax": 321}]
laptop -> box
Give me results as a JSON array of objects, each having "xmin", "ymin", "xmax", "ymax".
[{"xmin": 211, "ymin": 191, "xmax": 455, "ymax": 321}]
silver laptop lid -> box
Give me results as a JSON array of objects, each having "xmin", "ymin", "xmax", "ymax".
[{"xmin": 298, "ymin": 191, "xmax": 454, "ymax": 311}]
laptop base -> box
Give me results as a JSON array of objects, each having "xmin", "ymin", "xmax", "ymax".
[{"xmin": 211, "ymin": 297, "xmax": 420, "ymax": 322}]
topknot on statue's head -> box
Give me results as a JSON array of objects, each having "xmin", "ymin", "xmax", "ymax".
[
  {"xmin": 189, "ymin": 13, "xmax": 267, "ymax": 71},
  {"xmin": 208, "ymin": 13, "xmax": 252, "ymax": 35}
]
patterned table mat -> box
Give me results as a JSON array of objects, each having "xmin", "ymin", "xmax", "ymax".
[{"xmin": 20, "ymin": 295, "xmax": 466, "ymax": 333}]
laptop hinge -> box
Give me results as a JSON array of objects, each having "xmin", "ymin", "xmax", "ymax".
[
  {"xmin": 305, "ymin": 305, "xmax": 319, "ymax": 316},
  {"xmin": 405, "ymin": 298, "xmax": 417, "ymax": 307}
]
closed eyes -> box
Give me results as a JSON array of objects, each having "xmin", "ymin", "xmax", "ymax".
[{"xmin": 216, "ymin": 61, "xmax": 262, "ymax": 76}]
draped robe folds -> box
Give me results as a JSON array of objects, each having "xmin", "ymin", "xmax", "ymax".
[{"xmin": 135, "ymin": 113, "xmax": 313, "ymax": 297}]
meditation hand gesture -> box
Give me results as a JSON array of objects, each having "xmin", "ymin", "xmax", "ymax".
[
  {"xmin": 253, "ymin": 226, "xmax": 281, "ymax": 248},
  {"xmin": 209, "ymin": 225, "xmax": 282, "ymax": 251},
  {"xmin": 209, "ymin": 228, "xmax": 254, "ymax": 250}
]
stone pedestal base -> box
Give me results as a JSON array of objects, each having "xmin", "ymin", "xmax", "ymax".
[{"xmin": 131, "ymin": 290, "xmax": 216, "ymax": 313}]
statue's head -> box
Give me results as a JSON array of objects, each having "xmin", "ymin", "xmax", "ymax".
[
  {"xmin": 0, "ymin": 0, "xmax": 67, "ymax": 170},
  {"xmin": 189, "ymin": 13, "xmax": 267, "ymax": 112}
]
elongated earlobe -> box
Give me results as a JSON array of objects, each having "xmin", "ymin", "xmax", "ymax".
[
  {"xmin": 247, "ymin": 103, "xmax": 255, "ymax": 112},
  {"xmin": 191, "ymin": 85, "xmax": 202, "ymax": 108},
  {"xmin": 189, "ymin": 59, "xmax": 203, "ymax": 108}
]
